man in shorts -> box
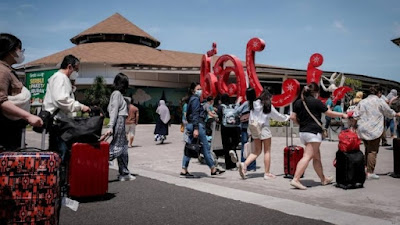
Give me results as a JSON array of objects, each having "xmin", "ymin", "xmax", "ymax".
[{"xmin": 125, "ymin": 97, "xmax": 139, "ymax": 147}]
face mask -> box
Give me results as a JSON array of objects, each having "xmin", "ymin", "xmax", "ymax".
[
  {"xmin": 70, "ymin": 71, "xmax": 79, "ymax": 80},
  {"xmin": 14, "ymin": 50, "xmax": 25, "ymax": 64},
  {"xmin": 195, "ymin": 90, "xmax": 202, "ymax": 97}
]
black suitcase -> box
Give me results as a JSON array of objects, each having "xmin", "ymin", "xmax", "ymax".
[
  {"xmin": 336, "ymin": 150, "xmax": 366, "ymax": 189},
  {"xmin": 391, "ymin": 138, "xmax": 400, "ymax": 178}
]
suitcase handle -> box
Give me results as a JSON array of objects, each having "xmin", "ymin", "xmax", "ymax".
[{"xmin": 16, "ymin": 147, "xmax": 42, "ymax": 152}]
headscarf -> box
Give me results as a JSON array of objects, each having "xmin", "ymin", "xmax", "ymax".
[
  {"xmin": 156, "ymin": 100, "xmax": 170, "ymax": 124},
  {"xmin": 386, "ymin": 89, "xmax": 398, "ymax": 101},
  {"xmin": 352, "ymin": 91, "xmax": 363, "ymax": 105}
]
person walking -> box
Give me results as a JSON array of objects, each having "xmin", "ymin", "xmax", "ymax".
[
  {"xmin": 125, "ymin": 97, "xmax": 139, "ymax": 148},
  {"xmin": 154, "ymin": 100, "xmax": 170, "ymax": 144},
  {"xmin": 238, "ymin": 89, "xmax": 289, "ymax": 179},
  {"xmin": 218, "ymin": 94, "xmax": 240, "ymax": 170},
  {"xmin": 235, "ymin": 88, "xmax": 257, "ymax": 172},
  {"xmin": 289, "ymin": 82, "xmax": 348, "ymax": 190},
  {"xmin": 103, "ymin": 73, "xmax": 135, "ymax": 181},
  {"xmin": 0, "ymin": 33, "xmax": 43, "ymax": 150},
  {"xmin": 180, "ymin": 82, "xmax": 225, "ymax": 177},
  {"xmin": 352, "ymin": 84, "xmax": 400, "ymax": 179}
]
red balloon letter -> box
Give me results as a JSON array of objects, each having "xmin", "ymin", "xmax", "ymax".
[
  {"xmin": 213, "ymin": 55, "xmax": 246, "ymax": 100},
  {"xmin": 246, "ymin": 37, "xmax": 265, "ymax": 97},
  {"xmin": 200, "ymin": 43, "xmax": 218, "ymax": 98},
  {"xmin": 271, "ymin": 79, "xmax": 301, "ymax": 108},
  {"xmin": 307, "ymin": 53, "xmax": 324, "ymax": 85}
]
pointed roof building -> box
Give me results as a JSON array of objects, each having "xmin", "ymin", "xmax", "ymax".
[{"xmin": 70, "ymin": 13, "xmax": 160, "ymax": 48}]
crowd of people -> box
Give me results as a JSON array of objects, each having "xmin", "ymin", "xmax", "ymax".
[{"xmin": 2, "ymin": 32, "xmax": 400, "ymax": 190}]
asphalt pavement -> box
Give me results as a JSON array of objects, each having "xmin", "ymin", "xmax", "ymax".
[
  {"xmin": 25, "ymin": 125, "xmax": 400, "ymax": 225},
  {"xmin": 60, "ymin": 169, "xmax": 331, "ymax": 225}
]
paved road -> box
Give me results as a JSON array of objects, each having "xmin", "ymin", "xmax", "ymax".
[
  {"xmin": 25, "ymin": 125, "xmax": 400, "ymax": 225},
  {"xmin": 60, "ymin": 169, "xmax": 331, "ymax": 225}
]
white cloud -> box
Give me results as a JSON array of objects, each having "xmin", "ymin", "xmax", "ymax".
[
  {"xmin": 19, "ymin": 4, "xmax": 36, "ymax": 10},
  {"xmin": 333, "ymin": 20, "xmax": 347, "ymax": 33}
]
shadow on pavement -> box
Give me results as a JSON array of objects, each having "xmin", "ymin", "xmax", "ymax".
[{"xmin": 71, "ymin": 193, "xmax": 117, "ymax": 203}]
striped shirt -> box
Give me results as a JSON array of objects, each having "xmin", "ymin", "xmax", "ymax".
[{"xmin": 353, "ymin": 95, "xmax": 396, "ymax": 140}]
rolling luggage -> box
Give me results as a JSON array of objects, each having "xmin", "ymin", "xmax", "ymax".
[
  {"xmin": 284, "ymin": 123, "xmax": 304, "ymax": 178},
  {"xmin": 68, "ymin": 142, "xmax": 109, "ymax": 198},
  {"xmin": 0, "ymin": 128, "xmax": 61, "ymax": 224},
  {"xmin": 335, "ymin": 150, "xmax": 365, "ymax": 189},
  {"xmin": 391, "ymin": 138, "xmax": 400, "ymax": 178}
]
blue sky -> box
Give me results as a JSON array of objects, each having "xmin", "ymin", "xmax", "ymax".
[{"xmin": 1, "ymin": 0, "xmax": 400, "ymax": 81}]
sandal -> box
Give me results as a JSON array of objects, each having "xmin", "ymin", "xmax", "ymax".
[
  {"xmin": 322, "ymin": 176, "xmax": 334, "ymax": 185},
  {"xmin": 238, "ymin": 163, "xmax": 247, "ymax": 179},
  {"xmin": 290, "ymin": 180, "xmax": 307, "ymax": 190},
  {"xmin": 211, "ymin": 168, "xmax": 225, "ymax": 176},
  {"xmin": 264, "ymin": 173, "xmax": 276, "ymax": 180}
]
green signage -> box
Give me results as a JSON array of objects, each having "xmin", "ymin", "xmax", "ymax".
[{"xmin": 26, "ymin": 69, "xmax": 57, "ymax": 105}]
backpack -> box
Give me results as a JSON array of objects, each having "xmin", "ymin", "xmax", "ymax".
[
  {"xmin": 221, "ymin": 104, "xmax": 240, "ymax": 127},
  {"xmin": 338, "ymin": 129, "xmax": 361, "ymax": 152}
]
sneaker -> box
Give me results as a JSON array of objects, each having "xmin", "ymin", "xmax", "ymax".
[
  {"xmin": 211, "ymin": 168, "xmax": 225, "ymax": 176},
  {"xmin": 290, "ymin": 180, "xmax": 307, "ymax": 190},
  {"xmin": 229, "ymin": 150, "xmax": 238, "ymax": 163},
  {"xmin": 238, "ymin": 163, "xmax": 246, "ymax": 179},
  {"xmin": 382, "ymin": 143, "xmax": 391, "ymax": 147},
  {"xmin": 367, "ymin": 173, "xmax": 380, "ymax": 179},
  {"xmin": 179, "ymin": 172, "xmax": 195, "ymax": 178},
  {"xmin": 118, "ymin": 174, "xmax": 136, "ymax": 181},
  {"xmin": 264, "ymin": 173, "xmax": 276, "ymax": 180},
  {"xmin": 321, "ymin": 176, "xmax": 334, "ymax": 185}
]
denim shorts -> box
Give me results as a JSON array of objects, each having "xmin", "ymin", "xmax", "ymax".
[{"xmin": 299, "ymin": 132, "xmax": 322, "ymax": 144}]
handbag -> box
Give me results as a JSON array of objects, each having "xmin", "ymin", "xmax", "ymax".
[
  {"xmin": 55, "ymin": 115, "xmax": 104, "ymax": 144},
  {"xmin": 302, "ymin": 100, "xmax": 329, "ymax": 139},
  {"xmin": 33, "ymin": 108, "xmax": 60, "ymax": 134},
  {"xmin": 248, "ymin": 119, "xmax": 262, "ymax": 137},
  {"xmin": 243, "ymin": 139, "xmax": 255, "ymax": 158},
  {"xmin": 338, "ymin": 129, "xmax": 361, "ymax": 152},
  {"xmin": 240, "ymin": 111, "xmax": 250, "ymax": 123},
  {"xmin": 184, "ymin": 139, "xmax": 201, "ymax": 158}
]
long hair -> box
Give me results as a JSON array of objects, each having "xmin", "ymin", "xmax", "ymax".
[
  {"xmin": 113, "ymin": 73, "xmax": 129, "ymax": 94},
  {"xmin": 0, "ymin": 33, "xmax": 22, "ymax": 60},
  {"xmin": 301, "ymin": 82, "xmax": 319, "ymax": 101},
  {"xmin": 259, "ymin": 89, "xmax": 272, "ymax": 114},
  {"xmin": 247, "ymin": 87, "xmax": 257, "ymax": 111}
]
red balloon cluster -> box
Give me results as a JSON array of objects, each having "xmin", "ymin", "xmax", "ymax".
[{"xmin": 200, "ymin": 38, "xmax": 301, "ymax": 107}]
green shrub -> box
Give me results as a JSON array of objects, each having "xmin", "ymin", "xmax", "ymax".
[{"xmin": 269, "ymin": 119, "xmax": 289, "ymax": 127}]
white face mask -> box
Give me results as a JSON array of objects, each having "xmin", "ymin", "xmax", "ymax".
[
  {"xmin": 195, "ymin": 90, "xmax": 202, "ymax": 97},
  {"xmin": 14, "ymin": 50, "xmax": 25, "ymax": 64},
  {"xmin": 70, "ymin": 71, "xmax": 79, "ymax": 80}
]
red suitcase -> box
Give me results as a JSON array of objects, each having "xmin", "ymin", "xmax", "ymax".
[
  {"xmin": 284, "ymin": 124, "xmax": 304, "ymax": 178},
  {"xmin": 68, "ymin": 142, "xmax": 109, "ymax": 198},
  {"xmin": 0, "ymin": 151, "xmax": 61, "ymax": 225}
]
